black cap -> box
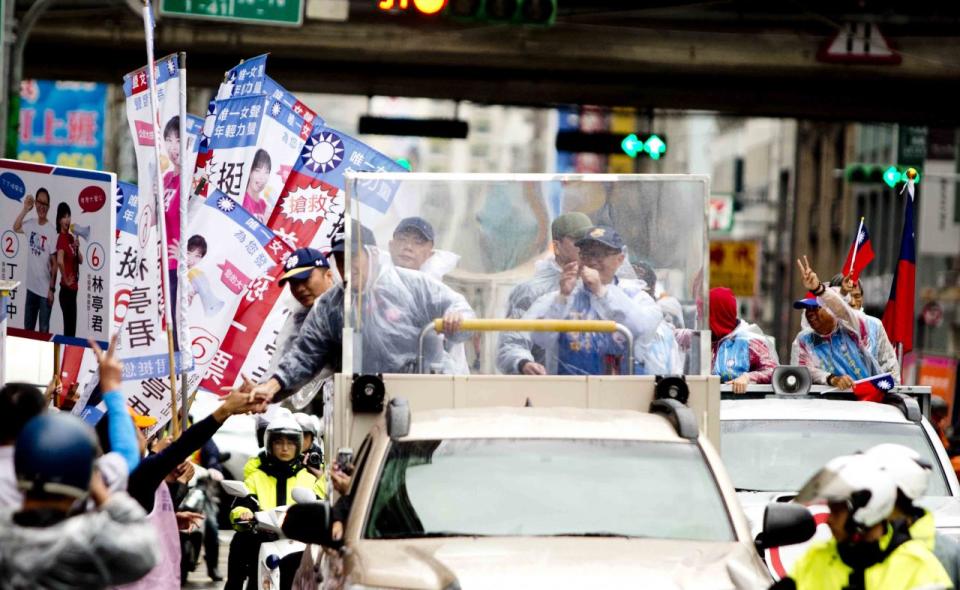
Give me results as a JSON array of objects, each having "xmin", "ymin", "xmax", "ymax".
[
  {"xmin": 394, "ymin": 216, "xmax": 435, "ymax": 243},
  {"xmin": 575, "ymin": 225, "xmax": 625, "ymax": 251},
  {"xmin": 279, "ymin": 248, "xmax": 330, "ymax": 284}
]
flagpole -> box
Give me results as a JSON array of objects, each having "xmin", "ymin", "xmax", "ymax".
[
  {"xmin": 177, "ymin": 51, "xmax": 191, "ymax": 433},
  {"xmin": 142, "ymin": 0, "xmax": 179, "ymax": 437},
  {"xmin": 848, "ymin": 216, "xmax": 865, "ymax": 276}
]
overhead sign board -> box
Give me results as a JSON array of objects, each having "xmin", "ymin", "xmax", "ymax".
[{"xmin": 160, "ymin": 0, "xmax": 304, "ymax": 26}]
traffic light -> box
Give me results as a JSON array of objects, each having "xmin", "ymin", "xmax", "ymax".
[
  {"xmin": 844, "ymin": 164, "xmax": 921, "ymax": 187},
  {"xmin": 446, "ymin": 0, "xmax": 557, "ymax": 25},
  {"xmin": 556, "ymin": 132, "xmax": 668, "ymax": 159}
]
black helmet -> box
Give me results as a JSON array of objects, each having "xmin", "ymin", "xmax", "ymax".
[{"xmin": 15, "ymin": 413, "xmax": 97, "ymax": 499}]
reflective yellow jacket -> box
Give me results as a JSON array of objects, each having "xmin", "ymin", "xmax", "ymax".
[
  {"xmin": 230, "ymin": 457, "xmax": 326, "ymax": 527},
  {"xmin": 791, "ymin": 524, "xmax": 952, "ymax": 590}
]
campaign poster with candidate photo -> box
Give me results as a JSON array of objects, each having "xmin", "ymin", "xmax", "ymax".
[{"xmin": 0, "ymin": 159, "xmax": 116, "ymax": 347}]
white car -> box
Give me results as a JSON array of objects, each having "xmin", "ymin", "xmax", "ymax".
[
  {"xmin": 721, "ymin": 393, "xmax": 960, "ymax": 579},
  {"xmin": 188, "ymin": 390, "xmax": 259, "ymax": 480}
]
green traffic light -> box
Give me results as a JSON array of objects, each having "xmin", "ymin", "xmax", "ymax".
[
  {"xmin": 621, "ymin": 134, "xmax": 642, "ymax": 158},
  {"xmin": 883, "ymin": 165, "xmax": 901, "ymax": 188},
  {"xmin": 396, "ymin": 158, "xmax": 412, "ymax": 171},
  {"xmin": 643, "ymin": 134, "xmax": 666, "ymax": 160}
]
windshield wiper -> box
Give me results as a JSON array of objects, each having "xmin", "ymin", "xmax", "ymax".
[
  {"xmin": 377, "ymin": 531, "xmax": 489, "ymax": 539},
  {"xmin": 735, "ymin": 487, "xmax": 775, "ymax": 493},
  {"xmin": 547, "ymin": 532, "xmax": 638, "ymax": 538}
]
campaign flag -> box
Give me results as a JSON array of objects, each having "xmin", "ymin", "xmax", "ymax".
[
  {"xmin": 191, "ymin": 94, "xmax": 311, "ymax": 224},
  {"xmin": 70, "ymin": 181, "xmax": 189, "ymax": 434},
  {"xmin": 842, "ymin": 219, "xmax": 875, "ymax": 282},
  {"xmin": 0, "ymin": 159, "xmax": 116, "ymax": 347},
  {"xmin": 122, "ymin": 54, "xmax": 186, "ymax": 270},
  {"xmin": 882, "ymin": 182, "xmax": 917, "ymax": 353},
  {"xmin": 852, "ymin": 372, "xmax": 896, "ymax": 403},
  {"xmin": 182, "ymin": 191, "xmax": 291, "ymax": 394},
  {"xmin": 216, "ymin": 54, "xmax": 321, "ymax": 128},
  {"xmin": 203, "ymin": 125, "xmax": 406, "ymax": 391}
]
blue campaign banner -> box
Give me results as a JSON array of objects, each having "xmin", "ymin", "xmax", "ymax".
[
  {"xmin": 208, "ymin": 95, "xmax": 265, "ymax": 151},
  {"xmin": 297, "ymin": 125, "xmax": 406, "ymax": 213},
  {"xmin": 116, "ymin": 182, "xmax": 140, "ymax": 237},
  {"xmin": 207, "ymin": 189, "xmax": 277, "ymax": 248},
  {"xmin": 18, "ymin": 80, "xmax": 107, "ymax": 171}
]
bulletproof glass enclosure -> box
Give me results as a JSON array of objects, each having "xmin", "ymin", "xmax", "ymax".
[{"xmin": 342, "ymin": 173, "xmax": 710, "ymax": 377}]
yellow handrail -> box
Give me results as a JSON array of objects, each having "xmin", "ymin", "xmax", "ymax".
[{"xmin": 431, "ymin": 318, "xmax": 618, "ymax": 333}]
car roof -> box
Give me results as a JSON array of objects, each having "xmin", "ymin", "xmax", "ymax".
[
  {"xmin": 402, "ymin": 407, "xmax": 687, "ymax": 442},
  {"xmin": 720, "ymin": 398, "xmax": 910, "ymax": 423}
]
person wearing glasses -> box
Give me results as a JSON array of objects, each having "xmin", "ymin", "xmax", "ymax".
[{"xmin": 13, "ymin": 188, "xmax": 58, "ymax": 332}]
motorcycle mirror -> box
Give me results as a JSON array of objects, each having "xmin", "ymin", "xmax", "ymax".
[
  {"xmin": 282, "ymin": 501, "xmax": 334, "ymax": 547},
  {"xmin": 292, "ymin": 487, "xmax": 317, "ymax": 505},
  {"xmin": 221, "ymin": 479, "xmax": 252, "ymax": 497}
]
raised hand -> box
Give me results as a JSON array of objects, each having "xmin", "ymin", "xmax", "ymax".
[
  {"xmin": 796, "ymin": 256, "xmax": 821, "ymax": 292},
  {"xmin": 580, "ymin": 265, "xmax": 605, "ymax": 296},
  {"xmin": 559, "ymin": 261, "xmax": 578, "ymax": 296},
  {"xmin": 22, "ymin": 194, "xmax": 34, "ymax": 212},
  {"xmin": 89, "ymin": 333, "xmax": 123, "ymax": 393}
]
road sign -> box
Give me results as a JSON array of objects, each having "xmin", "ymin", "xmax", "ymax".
[
  {"xmin": 898, "ymin": 125, "xmax": 928, "ymax": 167},
  {"xmin": 818, "ymin": 22, "xmax": 900, "ymax": 65},
  {"xmin": 160, "ymin": 0, "xmax": 304, "ymax": 26}
]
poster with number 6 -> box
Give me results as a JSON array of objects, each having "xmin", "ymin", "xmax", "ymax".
[{"xmin": 0, "ymin": 159, "xmax": 115, "ymax": 347}]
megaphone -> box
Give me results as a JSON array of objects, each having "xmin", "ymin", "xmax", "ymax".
[
  {"xmin": 771, "ymin": 366, "xmax": 812, "ymax": 396},
  {"xmin": 71, "ymin": 224, "xmax": 91, "ymax": 241},
  {"xmin": 189, "ymin": 272, "xmax": 225, "ymax": 317}
]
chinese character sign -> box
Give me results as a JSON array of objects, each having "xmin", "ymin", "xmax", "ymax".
[
  {"xmin": 17, "ymin": 80, "xmax": 108, "ymax": 171},
  {"xmin": 216, "ymin": 55, "xmax": 321, "ymax": 127},
  {"xmin": 0, "ymin": 159, "xmax": 116, "ymax": 346},
  {"xmin": 193, "ymin": 94, "xmax": 310, "ymax": 225},
  {"xmin": 184, "ymin": 192, "xmax": 290, "ymax": 394},
  {"xmin": 123, "ymin": 54, "xmax": 189, "ymax": 275}
]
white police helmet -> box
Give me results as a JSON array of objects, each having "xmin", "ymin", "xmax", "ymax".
[
  {"xmin": 865, "ymin": 443, "xmax": 931, "ymax": 501},
  {"xmin": 264, "ymin": 413, "xmax": 303, "ymax": 453},
  {"xmin": 293, "ymin": 412, "xmax": 319, "ymax": 437},
  {"xmin": 796, "ymin": 454, "xmax": 897, "ymax": 529}
]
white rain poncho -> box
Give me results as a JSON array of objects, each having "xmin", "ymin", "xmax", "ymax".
[
  {"xmin": 0, "ymin": 492, "xmax": 158, "ymax": 589},
  {"xmin": 274, "ymin": 247, "xmax": 475, "ymax": 391},
  {"xmin": 711, "ymin": 320, "xmax": 780, "ymax": 383},
  {"xmin": 790, "ymin": 287, "xmax": 882, "ymax": 385},
  {"xmin": 522, "ymin": 277, "xmax": 662, "ymax": 375}
]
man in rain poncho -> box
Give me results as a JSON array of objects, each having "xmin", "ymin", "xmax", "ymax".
[
  {"xmin": 249, "ymin": 225, "xmax": 475, "ymax": 404},
  {"xmin": 709, "ymin": 286, "xmax": 778, "ymax": 393},
  {"xmin": 522, "ymin": 225, "xmax": 662, "ymax": 375},
  {"xmin": 790, "ymin": 257, "xmax": 882, "ymax": 388},
  {"xmin": 828, "ymin": 274, "xmax": 900, "ymax": 384},
  {"xmin": 497, "ymin": 212, "xmax": 593, "ymax": 374}
]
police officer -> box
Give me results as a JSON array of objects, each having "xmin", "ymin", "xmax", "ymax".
[
  {"xmin": 776, "ymin": 453, "xmax": 951, "ymax": 589},
  {"xmin": 226, "ymin": 414, "xmax": 326, "ymax": 590},
  {"xmin": 866, "ymin": 443, "xmax": 960, "ymax": 586}
]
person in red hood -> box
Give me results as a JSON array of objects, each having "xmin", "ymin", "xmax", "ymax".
[{"xmin": 710, "ymin": 287, "xmax": 778, "ymax": 393}]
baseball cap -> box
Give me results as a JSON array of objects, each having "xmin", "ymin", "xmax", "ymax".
[
  {"xmin": 551, "ymin": 212, "xmax": 592, "ymax": 241},
  {"xmin": 793, "ymin": 296, "xmax": 821, "ymax": 310},
  {"xmin": 128, "ymin": 407, "xmax": 157, "ymax": 428},
  {"xmin": 279, "ymin": 248, "xmax": 330, "ymax": 284},
  {"xmin": 575, "ymin": 225, "xmax": 625, "ymax": 251},
  {"xmin": 330, "ymin": 222, "xmax": 378, "ymax": 253},
  {"xmin": 394, "ymin": 217, "xmax": 435, "ymax": 243}
]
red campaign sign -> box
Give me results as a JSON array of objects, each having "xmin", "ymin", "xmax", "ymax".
[
  {"xmin": 217, "ymin": 260, "xmax": 253, "ymax": 294},
  {"xmin": 199, "ymin": 174, "xmax": 340, "ymax": 393},
  {"xmin": 78, "ymin": 185, "xmax": 107, "ymax": 213}
]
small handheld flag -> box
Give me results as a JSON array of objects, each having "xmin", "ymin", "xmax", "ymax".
[
  {"xmin": 852, "ymin": 373, "xmax": 896, "ymax": 403},
  {"xmin": 842, "ymin": 217, "xmax": 875, "ymax": 282}
]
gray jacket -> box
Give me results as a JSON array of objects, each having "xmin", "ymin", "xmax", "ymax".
[
  {"xmin": 0, "ymin": 492, "xmax": 158, "ymax": 589},
  {"xmin": 274, "ymin": 259, "xmax": 474, "ymax": 394}
]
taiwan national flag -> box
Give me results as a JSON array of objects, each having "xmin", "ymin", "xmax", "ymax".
[
  {"xmin": 881, "ymin": 182, "xmax": 916, "ymax": 354},
  {"xmin": 852, "ymin": 373, "xmax": 896, "ymax": 402},
  {"xmin": 842, "ymin": 220, "xmax": 875, "ymax": 282}
]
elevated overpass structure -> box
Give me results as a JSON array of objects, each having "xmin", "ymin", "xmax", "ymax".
[{"xmin": 14, "ymin": 0, "xmax": 960, "ymax": 123}]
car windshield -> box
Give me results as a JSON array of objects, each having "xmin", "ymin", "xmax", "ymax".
[
  {"xmin": 721, "ymin": 420, "xmax": 950, "ymax": 495},
  {"xmin": 364, "ymin": 438, "xmax": 734, "ymax": 542}
]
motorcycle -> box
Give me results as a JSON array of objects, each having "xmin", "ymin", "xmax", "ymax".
[{"xmin": 222, "ymin": 480, "xmax": 311, "ymax": 590}]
